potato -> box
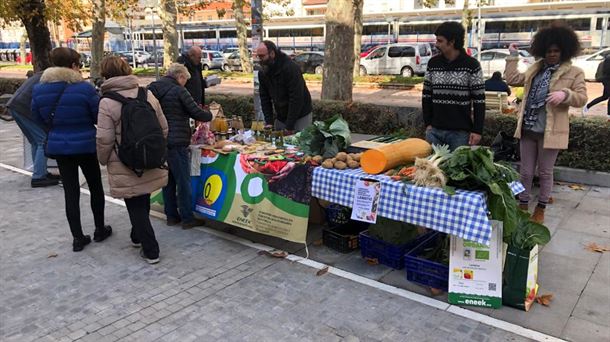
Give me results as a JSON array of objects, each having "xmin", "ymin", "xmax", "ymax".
[
  {"xmin": 330, "ymin": 158, "xmax": 337, "ymax": 163},
  {"xmin": 312, "ymin": 155, "xmax": 323, "ymax": 163},
  {"xmin": 347, "ymin": 160, "xmax": 360, "ymax": 169},
  {"xmin": 336, "ymin": 152, "xmax": 348, "ymax": 162},
  {"xmin": 322, "ymin": 160, "xmax": 334, "ymax": 169},
  {"xmin": 352, "ymin": 153, "xmax": 361, "ymax": 162},
  {"xmin": 334, "ymin": 161, "xmax": 347, "ymax": 170}
]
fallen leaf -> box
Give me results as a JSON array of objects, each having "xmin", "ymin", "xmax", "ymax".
[
  {"xmin": 258, "ymin": 249, "xmax": 288, "ymax": 258},
  {"xmin": 568, "ymin": 184, "xmax": 586, "ymax": 191},
  {"xmin": 365, "ymin": 257, "xmax": 379, "ymax": 265},
  {"xmin": 47, "ymin": 253, "xmax": 58, "ymax": 258},
  {"xmin": 535, "ymin": 293, "xmax": 553, "ymax": 306},
  {"xmin": 312, "ymin": 239, "xmax": 323, "ymax": 246},
  {"xmin": 430, "ymin": 288, "xmax": 444, "ymax": 296},
  {"xmin": 585, "ymin": 242, "xmax": 610, "ymax": 253},
  {"xmin": 316, "ymin": 266, "xmax": 329, "ymax": 276}
]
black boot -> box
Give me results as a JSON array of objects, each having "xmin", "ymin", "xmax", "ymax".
[
  {"xmin": 73, "ymin": 235, "xmax": 91, "ymax": 252},
  {"xmin": 93, "ymin": 225, "xmax": 113, "ymax": 242}
]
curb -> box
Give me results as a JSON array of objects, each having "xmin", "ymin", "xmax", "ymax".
[{"xmin": 553, "ymin": 166, "xmax": 610, "ymax": 187}]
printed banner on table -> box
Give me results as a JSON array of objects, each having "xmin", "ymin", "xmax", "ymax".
[
  {"xmin": 350, "ymin": 178, "xmax": 381, "ymax": 224},
  {"xmin": 448, "ymin": 221, "xmax": 503, "ymax": 309},
  {"xmin": 193, "ymin": 150, "xmax": 311, "ymax": 244}
]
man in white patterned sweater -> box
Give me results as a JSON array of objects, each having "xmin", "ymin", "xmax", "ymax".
[{"xmin": 422, "ymin": 21, "xmax": 486, "ymax": 151}]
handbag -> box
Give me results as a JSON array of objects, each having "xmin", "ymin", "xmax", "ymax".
[
  {"xmin": 43, "ymin": 85, "xmax": 67, "ymax": 159},
  {"xmin": 491, "ymin": 131, "xmax": 520, "ymax": 162}
]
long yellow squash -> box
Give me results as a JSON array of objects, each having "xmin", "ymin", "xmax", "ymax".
[{"xmin": 360, "ymin": 138, "xmax": 432, "ymax": 174}]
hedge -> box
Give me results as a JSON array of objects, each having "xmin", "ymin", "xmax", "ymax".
[
  {"xmin": 206, "ymin": 94, "xmax": 610, "ymax": 172},
  {"xmin": 1, "ymin": 78, "xmax": 608, "ymax": 172}
]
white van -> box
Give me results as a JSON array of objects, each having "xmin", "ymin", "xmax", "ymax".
[{"xmin": 359, "ymin": 43, "xmax": 432, "ymax": 77}]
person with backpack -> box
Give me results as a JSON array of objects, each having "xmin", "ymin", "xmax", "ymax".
[
  {"xmin": 31, "ymin": 47, "xmax": 112, "ymax": 252},
  {"xmin": 96, "ymin": 56, "xmax": 168, "ymax": 264},
  {"xmin": 148, "ymin": 63, "xmax": 213, "ymax": 229},
  {"xmin": 583, "ymin": 54, "xmax": 610, "ymax": 117}
]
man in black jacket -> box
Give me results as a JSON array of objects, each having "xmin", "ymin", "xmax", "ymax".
[
  {"xmin": 177, "ymin": 46, "xmax": 206, "ymax": 105},
  {"xmin": 149, "ymin": 63, "xmax": 212, "ymax": 229},
  {"xmin": 256, "ymin": 40, "xmax": 312, "ymax": 133}
]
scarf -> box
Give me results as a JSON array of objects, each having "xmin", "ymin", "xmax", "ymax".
[{"xmin": 523, "ymin": 63, "xmax": 559, "ymax": 130}]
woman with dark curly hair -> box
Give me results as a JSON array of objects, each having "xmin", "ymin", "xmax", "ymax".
[{"xmin": 504, "ymin": 23, "xmax": 587, "ymax": 224}]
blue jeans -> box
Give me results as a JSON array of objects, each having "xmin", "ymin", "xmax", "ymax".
[
  {"xmin": 10, "ymin": 110, "xmax": 48, "ymax": 179},
  {"xmin": 162, "ymin": 146, "xmax": 194, "ymax": 223},
  {"xmin": 425, "ymin": 127, "xmax": 470, "ymax": 151}
]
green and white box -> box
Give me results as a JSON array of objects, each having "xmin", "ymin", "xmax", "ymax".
[{"xmin": 448, "ymin": 221, "xmax": 503, "ymax": 308}]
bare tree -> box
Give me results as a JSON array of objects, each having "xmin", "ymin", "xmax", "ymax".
[
  {"xmin": 232, "ymin": 0, "xmax": 253, "ymax": 73},
  {"xmin": 352, "ymin": 0, "xmax": 364, "ymax": 78},
  {"xmin": 160, "ymin": 0, "xmax": 179, "ymax": 68},
  {"xmin": 90, "ymin": 0, "xmax": 106, "ymax": 80},
  {"xmin": 321, "ymin": 0, "xmax": 355, "ymax": 101}
]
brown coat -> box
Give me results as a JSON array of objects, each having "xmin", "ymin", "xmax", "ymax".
[
  {"xmin": 96, "ymin": 75, "xmax": 169, "ymax": 199},
  {"xmin": 504, "ymin": 56, "xmax": 588, "ymax": 150}
]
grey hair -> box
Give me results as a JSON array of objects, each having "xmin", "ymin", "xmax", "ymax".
[{"xmin": 166, "ymin": 63, "xmax": 191, "ymax": 80}]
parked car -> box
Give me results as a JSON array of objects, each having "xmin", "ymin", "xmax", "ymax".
[
  {"xmin": 293, "ymin": 51, "xmax": 324, "ymax": 74},
  {"xmin": 79, "ymin": 52, "xmax": 91, "ymax": 68},
  {"xmin": 221, "ymin": 47, "xmax": 240, "ymax": 59},
  {"xmin": 359, "ymin": 43, "xmax": 432, "ymax": 77},
  {"xmin": 144, "ymin": 50, "xmax": 164, "ymax": 67},
  {"xmin": 201, "ymin": 50, "xmax": 224, "ymax": 70},
  {"xmin": 572, "ymin": 47, "xmax": 610, "ymax": 81},
  {"xmin": 223, "ymin": 50, "xmax": 252, "ymax": 72},
  {"xmin": 360, "ymin": 44, "xmax": 378, "ymax": 58},
  {"xmin": 132, "ymin": 50, "xmax": 151, "ymax": 65},
  {"xmin": 479, "ymin": 49, "xmax": 534, "ymax": 78}
]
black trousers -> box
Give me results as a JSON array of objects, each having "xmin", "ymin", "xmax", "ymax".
[
  {"xmin": 55, "ymin": 154, "xmax": 105, "ymax": 239},
  {"xmin": 125, "ymin": 194, "xmax": 159, "ymax": 259},
  {"xmin": 587, "ymin": 79, "xmax": 609, "ymax": 114}
]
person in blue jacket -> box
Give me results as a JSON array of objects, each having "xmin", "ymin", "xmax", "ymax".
[
  {"xmin": 31, "ymin": 47, "xmax": 112, "ymax": 252},
  {"xmin": 485, "ymin": 71, "xmax": 512, "ymax": 96}
]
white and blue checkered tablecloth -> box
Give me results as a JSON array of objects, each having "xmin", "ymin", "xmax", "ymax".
[{"xmin": 312, "ymin": 168, "xmax": 525, "ymax": 245}]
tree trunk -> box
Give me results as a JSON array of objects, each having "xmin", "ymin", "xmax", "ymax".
[
  {"xmin": 18, "ymin": 0, "xmax": 52, "ymax": 72},
  {"xmin": 462, "ymin": 0, "xmax": 472, "ymax": 47},
  {"xmin": 160, "ymin": 0, "xmax": 179, "ymax": 69},
  {"xmin": 232, "ymin": 0, "xmax": 253, "ymax": 73},
  {"xmin": 90, "ymin": 0, "xmax": 106, "ymax": 81},
  {"xmin": 352, "ymin": 0, "xmax": 364, "ymax": 78},
  {"xmin": 321, "ymin": 0, "xmax": 355, "ymax": 101},
  {"xmin": 19, "ymin": 32, "xmax": 28, "ymax": 66}
]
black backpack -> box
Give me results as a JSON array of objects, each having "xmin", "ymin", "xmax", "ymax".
[{"xmin": 103, "ymin": 87, "xmax": 166, "ymax": 177}]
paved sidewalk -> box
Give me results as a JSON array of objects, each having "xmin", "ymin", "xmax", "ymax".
[
  {"xmin": 0, "ymin": 168, "xmax": 531, "ymax": 342},
  {"xmin": 1, "ymin": 109, "xmax": 609, "ymax": 341}
]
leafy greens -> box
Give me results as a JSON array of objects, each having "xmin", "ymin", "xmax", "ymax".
[
  {"xmin": 296, "ymin": 115, "xmax": 351, "ymax": 158},
  {"xmin": 440, "ymin": 146, "xmax": 521, "ymax": 242},
  {"xmin": 511, "ymin": 209, "xmax": 551, "ymax": 251}
]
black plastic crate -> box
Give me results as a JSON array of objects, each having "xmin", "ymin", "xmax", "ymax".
[
  {"xmin": 359, "ymin": 230, "xmax": 434, "ymax": 269},
  {"xmin": 404, "ymin": 232, "xmax": 450, "ymax": 291},
  {"xmin": 323, "ymin": 221, "xmax": 369, "ymax": 253}
]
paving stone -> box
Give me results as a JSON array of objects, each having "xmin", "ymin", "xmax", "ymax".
[
  {"xmin": 561, "ymin": 316, "xmax": 610, "ymax": 342},
  {"xmin": 562, "ymin": 210, "xmax": 610, "ymax": 239}
]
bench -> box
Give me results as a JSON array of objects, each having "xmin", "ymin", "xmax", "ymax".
[{"xmin": 485, "ymin": 91, "xmax": 509, "ymax": 114}]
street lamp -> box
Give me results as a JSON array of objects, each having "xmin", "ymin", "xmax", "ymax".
[{"xmin": 145, "ymin": 1, "xmax": 160, "ymax": 80}]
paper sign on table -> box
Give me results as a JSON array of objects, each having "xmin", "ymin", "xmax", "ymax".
[
  {"xmin": 350, "ymin": 178, "xmax": 381, "ymax": 224},
  {"xmin": 448, "ymin": 221, "xmax": 503, "ymax": 308}
]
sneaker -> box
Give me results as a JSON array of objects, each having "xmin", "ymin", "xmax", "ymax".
[
  {"xmin": 140, "ymin": 249, "xmax": 160, "ymax": 264},
  {"xmin": 166, "ymin": 217, "xmax": 181, "ymax": 226},
  {"xmin": 129, "ymin": 229, "xmax": 141, "ymax": 247},
  {"xmin": 73, "ymin": 235, "xmax": 92, "ymax": 252},
  {"xmin": 31, "ymin": 177, "xmax": 59, "ymax": 188},
  {"xmin": 181, "ymin": 218, "xmax": 206, "ymax": 230},
  {"xmin": 93, "ymin": 225, "xmax": 113, "ymax": 242},
  {"xmin": 46, "ymin": 173, "xmax": 62, "ymax": 181}
]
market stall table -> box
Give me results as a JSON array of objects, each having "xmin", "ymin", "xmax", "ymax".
[
  {"xmin": 312, "ymin": 167, "xmax": 524, "ymax": 245},
  {"xmin": 191, "ymin": 146, "xmax": 315, "ymax": 244}
]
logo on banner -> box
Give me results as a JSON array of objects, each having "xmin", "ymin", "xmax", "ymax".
[
  {"xmin": 203, "ymin": 174, "xmax": 223, "ymax": 205},
  {"xmin": 240, "ymin": 205, "xmax": 254, "ymax": 218}
]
